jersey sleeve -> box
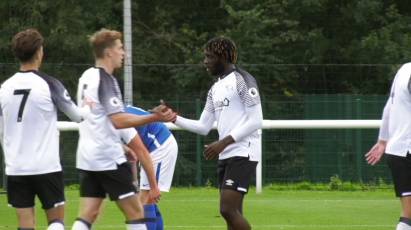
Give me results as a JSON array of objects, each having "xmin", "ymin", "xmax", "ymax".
[
  {"xmin": 174, "ymin": 110, "xmax": 215, "ymax": 136},
  {"xmin": 0, "ymin": 92, "xmax": 3, "ymax": 146},
  {"xmin": 47, "ymin": 77, "xmax": 87, "ymax": 122},
  {"xmin": 98, "ymin": 74, "xmax": 124, "ymax": 115},
  {"xmin": 204, "ymin": 89, "xmax": 215, "ymax": 113},
  {"xmin": 236, "ymin": 73, "xmax": 261, "ymax": 107},
  {"xmin": 118, "ymin": 127, "xmax": 138, "ymax": 144}
]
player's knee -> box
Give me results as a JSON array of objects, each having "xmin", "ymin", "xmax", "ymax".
[{"xmin": 220, "ymin": 205, "xmax": 236, "ymax": 219}]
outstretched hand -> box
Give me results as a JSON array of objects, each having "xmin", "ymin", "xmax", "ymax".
[{"xmin": 149, "ymin": 99, "xmax": 177, "ymax": 122}]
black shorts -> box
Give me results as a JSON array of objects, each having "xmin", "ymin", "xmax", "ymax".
[
  {"xmin": 7, "ymin": 171, "xmax": 65, "ymax": 209},
  {"xmin": 79, "ymin": 163, "xmax": 137, "ymax": 201},
  {"xmin": 217, "ymin": 156, "xmax": 258, "ymax": 194},
  {"xmin": 386, "ymin": 153, "xmax": 411, "ymax": 197}
]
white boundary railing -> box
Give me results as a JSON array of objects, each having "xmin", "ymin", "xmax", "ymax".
[{"xmin": 57, "ymin": 120, "xmax": 382, "ymax": 194}]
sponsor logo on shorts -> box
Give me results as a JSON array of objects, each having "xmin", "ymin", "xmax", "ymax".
[{"xmin": 225, "ymin": 179, "xmax": 234, "ymax": 186}]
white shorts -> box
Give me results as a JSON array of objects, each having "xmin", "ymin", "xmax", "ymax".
[{"xmin": 140, "ymin": 135, "xmax": 178, "ymax": 192}]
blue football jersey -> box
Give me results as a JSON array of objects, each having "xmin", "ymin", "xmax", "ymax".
[{"xmin": 125, "ymin": 105, "xmax": 172, "ymax": 152}]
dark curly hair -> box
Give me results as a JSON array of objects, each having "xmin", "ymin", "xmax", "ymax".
[{"xmin": 205, "ymin": 36, "xmax": 237, "ymax": 64}]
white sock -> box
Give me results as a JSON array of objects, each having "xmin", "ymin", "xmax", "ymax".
[
  {"xmin": 47, "ymin": 221, "xmax": 65, "ymax": 230},
  {"xmin": 126, "ymin": 223, "xmax": 147, "ymax": 230},
  {"xmin": 71, "ymin": 219, "xmax": 91, "ymax": 230},
  {"xmin": 397, "ymin": 222, "xmax": 411, "ymax": 230}
]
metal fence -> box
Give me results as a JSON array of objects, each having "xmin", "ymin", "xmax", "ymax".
[
  {"xmin": 0, "ymin": 63, "xmax": 393, "ymax": 187},
  {"xmin": 0, "ymin": 95, "xmax": 391, "ymax": 188}
]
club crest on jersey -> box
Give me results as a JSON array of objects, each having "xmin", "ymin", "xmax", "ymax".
[
  {"xmin": 248, "ymin": 87, "xmax": 259, "ymax": 98},
  {"xmin": 215, "ymin": 98, "xmax": 230, "ymax": 108},
  {"xmin": 110, "ymin": 97, "xmax": 121, "ymax": 107}
]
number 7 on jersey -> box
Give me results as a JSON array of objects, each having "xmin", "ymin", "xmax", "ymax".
[{"xmin": 13, "ymin": 89, "xmax": 31, "ymax": 122}]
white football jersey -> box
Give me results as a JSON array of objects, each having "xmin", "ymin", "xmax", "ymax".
[
  {"xmin": 380, "ymin": 63, "xmax": 411, "ymax": 156},
  {"xmin": 205, "ymin": 68, "xmax": 262, "ymax": 161},
  {"xmin": 76, "ymin": 67, "xmax": 136, "ymax": 171},
  {"xmin": 0, "ymin": 70, "xmax": 85, "ymax": 175}
]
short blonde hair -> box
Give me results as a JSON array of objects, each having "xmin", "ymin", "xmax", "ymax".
[{"xmin": 89, "ymin": 28, "xmax": 122, "ymax": 58}]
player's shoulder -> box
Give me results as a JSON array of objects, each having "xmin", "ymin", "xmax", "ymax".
[
  {"xmin": 233, "ymin": 67, "xmax": 258, "ymax": 89},
  {"xmin": 399, "ymin": 63, "xmax": 411, "ymax": 72},
  {"xmin": 35, "ymin": 70, "xmax": 60, "ymax": 84},
  {"xmin": 80, "ymin": 67, "xmax": 100, "ymax": 79},
  {"xmin": 79, "ymin": 67, "xmax": 103, "ymax": 85},
  {"xmin": 234, "ymin": 67, "xmax": 256, "ymax": 81}
]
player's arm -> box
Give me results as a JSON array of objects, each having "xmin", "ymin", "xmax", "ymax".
[
  {"xmin": 0, "ymin": 110, "xmax": 3, "ymax": 147},
  {"xmin": 174, "ymin": 90, "xmax": 215, "ymax": 135},
  {"xmin": 0, "ymin": 88, "xmax": 3, "ymax": 146},
  {"xmin": 119, "ymin": 128, "xmax": 161, "ymax": 202},
  {"xmin": 378, "ymin": 100, "xmax": 390, "ymax": 142},
  {"xmin": 122, "ymin": 143, "xmax": 139, "ymax": 188},
  {"xmin": 174, "ymin": 110, "xmax": 215, "ymax": 135},
  {"xmin": 230, "ymin": 103, "xmax": 263, "ymax": 141},
  {"xmin": 109, "ymin": 105, "xmax": 175, "ymax": 129},
  {"xmin": 50, "ymin": 78, "xmax": 91, "ymax": 122},
  {"xmin": 365, "ymin": 100, "xmax": 390, "ymax": 165},
  {"xmin": 203, "ymin": 104, "xmax": 263, "ymax": 160}
]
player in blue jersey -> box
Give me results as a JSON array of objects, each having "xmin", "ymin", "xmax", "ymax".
[{"xmin": 123, "ymin": 105, "xmax": 178, "ymax": 230}]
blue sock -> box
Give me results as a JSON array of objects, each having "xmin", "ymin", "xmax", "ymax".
[
  {"xmin": 144, "ymin": 204, "xmax": 157, "ymax": 230},
  {"xmin": 154, "ymin": 204, "xmax": 164, "ymax": 230}
]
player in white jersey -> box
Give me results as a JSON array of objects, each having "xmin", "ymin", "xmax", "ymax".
[
  {"xmin": 366, "ymin": 63, "xmax": 411, "ymax": 230},
  {"xmin": 171, "ymin": 37, "xmax": 263, "ymax": 230},
  {"xmin": 0, "ymin": 29, "xmax": 91, "ymax": 230},
  {"xmin": 71, "ymin": 29, "xmax": 175, "ymax": 230}
]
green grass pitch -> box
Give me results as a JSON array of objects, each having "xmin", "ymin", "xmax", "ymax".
[{"xmin": 0, "ymin": 187, "xmax": 399, "ymax": 229}]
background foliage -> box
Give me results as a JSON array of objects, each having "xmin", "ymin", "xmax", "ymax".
[
  {"xmin": 1, "ymin": 0, "xmax": 410, "ymax": 185},
  {"xmin": 1, "ymin": 0, "xmax": 411, "ymax": 96}
]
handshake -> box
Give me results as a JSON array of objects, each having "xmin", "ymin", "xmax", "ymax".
[{"xmin": 149, "ymin": 99, "xmax": 177, "ymax": 123}]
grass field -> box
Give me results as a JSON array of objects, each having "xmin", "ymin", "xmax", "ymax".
[{"xmin": 0, "ymin": 187, "xmax": 400, "ymax": 229}]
